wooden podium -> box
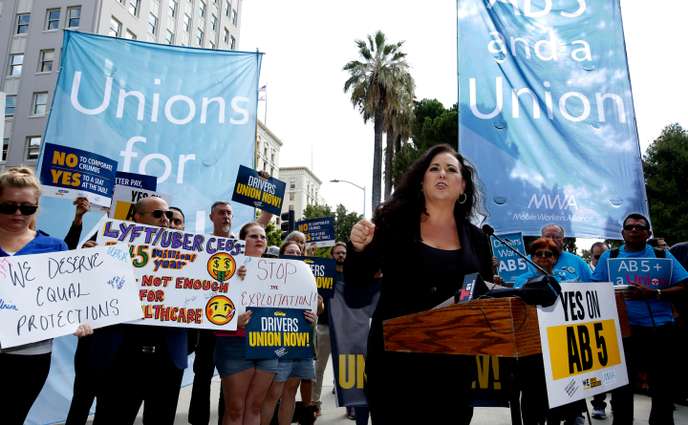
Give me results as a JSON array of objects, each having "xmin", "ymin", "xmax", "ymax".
[{"xmin": 383, "ymin": 293, "xmax": 630, "ymax": 357}]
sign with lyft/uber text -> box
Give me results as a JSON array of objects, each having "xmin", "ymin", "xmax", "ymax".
[
  {"xmin": 537, "ymin": 282, "xmax": 627, "ymax": 408},
  {"xmin": 231, "ymin": 165, "xmax": 286, "ymax": 215}
]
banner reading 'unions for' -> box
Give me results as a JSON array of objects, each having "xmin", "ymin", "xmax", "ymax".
[{"xmin": 458, "ymin": 0, "xmax": 648, "ymax": 239}]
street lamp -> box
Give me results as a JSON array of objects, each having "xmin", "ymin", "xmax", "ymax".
[{"xmin": 329, "ymin": 179, "xmax": 366, "ymax": 217}]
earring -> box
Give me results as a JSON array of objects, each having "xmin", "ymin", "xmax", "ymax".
[{"xmin": 457, "ymin": 193, "xmax": 467, "ymax": 205}]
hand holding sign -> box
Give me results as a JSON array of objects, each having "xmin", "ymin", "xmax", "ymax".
[{"xmin": 350, "ymin": 219, "xmax": 375, "ymax": 252}]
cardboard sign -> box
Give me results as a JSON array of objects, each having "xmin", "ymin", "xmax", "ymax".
[
  {"xmin": 491, "ymin": 232, "xmax": 528, "ymax": 284},
  {"xmin": 607, "ymin": 258, "xmax": 673, "ymax": 289},
  {"xmin": 536, "ymin": 282, "xmax": 628, "ymax": 408},
  {"xmin": 0, "ymin": 244, "xmax": 142, "ymax": 348},
  {"xmin": 296, "ymin": 217, "xmax": 336, "ymax": 248},
  {"xmin": 39, "ymin": 143, "xmax": 117, "ymax": 208},
  {"xmin": 231, "ymin": 165, "xmax": 286, "ymax": 215},
  {"xmin": 245, "ymin": 307, "xmax": 314, "ymax": 360},
  {"xmin": 287, "ymin": 256, "xmax": 336, "ymax": 299},
  {"xmin": 97, "ymin": 218, "xmax": 245, "ymax": 330}
]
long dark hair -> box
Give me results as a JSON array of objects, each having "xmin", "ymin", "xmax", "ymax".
[{"xmin": 374, "ymin": 144, "xmax": 481, "ymax": 231}]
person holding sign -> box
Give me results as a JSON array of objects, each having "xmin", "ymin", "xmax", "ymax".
[
  {"xmin": 592, "ymin": 213, "xmax": 688, "ymax": 425},
  {"xmin": 0, "ymin": 167, "xmax": 93, "ymax": 425},
  {"xmin": 215, "ymin": 222, "xmax": 278, "ymax": 425},
  {"xmin": 346, "ymin": 144, "xmax": 493, "ymax": 425}
]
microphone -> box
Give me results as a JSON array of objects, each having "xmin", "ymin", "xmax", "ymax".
[{"xmin": 480, "ymin": 224, "xmax": 561, "ymax": 307}]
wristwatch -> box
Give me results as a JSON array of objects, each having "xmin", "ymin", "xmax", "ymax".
[{"xmin": 656, "ymin": 288, "xmax": 662, "ymax": 300}]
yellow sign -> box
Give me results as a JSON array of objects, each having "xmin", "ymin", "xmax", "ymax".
[{"xmin": 547, "ymin": 319, "xmax": 621, "ymax": 380}]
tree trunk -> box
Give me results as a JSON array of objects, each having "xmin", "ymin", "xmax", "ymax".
[
  {"xmin": 384, "ymin": 128, "xmax": 396, "ymax": 200},
  {"xmin": 372, "ymin": 108, "xmax": 384, "ymax": 210}
]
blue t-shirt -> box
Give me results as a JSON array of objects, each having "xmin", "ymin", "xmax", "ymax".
[
  {"xmin": 514, "ymin": 251, "xmax": 592, "ymax": 288},
  {"xmin": 0, "ymin": 230, "xmax": 67, "ymax": 256},
  {"xmin": 592, "ymin": 244, "xmax": 688, "ymax": 327}
]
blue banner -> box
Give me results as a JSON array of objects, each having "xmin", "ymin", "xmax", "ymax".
[
  {"xmin": 458, "ymin": 0, "xmax": 647, "ymax": 239},
  {"xmin": 608, "ymin": 258, "xmax": 673, "ymax": 289},
  {"xmin": 295, "ymin": 217, "xmax": 336, "ymax": 247},
  {"xmin": 245, "ymin": 307, "xmax": 314, "ymax": 360},
  {"xmin": 231, "ymin": 165, "xmax": 286, "ymax": 215},
  {"xmin": 491, "ymin": 232, "xmax": 528, "ymax": 284},
  {"xmin": 115, "ymin": 171, "xmax": 157, "ymax": 191},
  {"xmin": 39, "ymin": 143, "xmax": 117, "ymax": 208},
  {"xmin": 39, "ymin": 31, "xmax": 261, "ymax": 236}
]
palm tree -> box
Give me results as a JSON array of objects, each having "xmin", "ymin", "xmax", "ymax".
[
  {"xmin": 383, "ymin": 75, "xmax": 415, "ymax": 200},
  {"xmin": 344, "ymin": 31, "xmax": 413, "ymax": 209}
]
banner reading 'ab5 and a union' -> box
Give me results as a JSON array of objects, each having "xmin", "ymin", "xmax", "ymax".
[{"xmin": 458, "ymin": 0, "xmax": 648, "ymax": 239}]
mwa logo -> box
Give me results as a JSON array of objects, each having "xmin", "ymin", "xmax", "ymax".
[{"xmin": 527, "ymin": 193, "xmax": 578, "ymax": 210}]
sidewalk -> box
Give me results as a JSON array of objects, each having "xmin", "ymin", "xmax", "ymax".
[{"xmin": 124, "ymin": 359, "xmax": 688, "ymax": 425}]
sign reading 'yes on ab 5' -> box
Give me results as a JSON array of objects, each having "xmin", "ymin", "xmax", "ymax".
[
  {"xmin": 39, "ymin": 30, "xmax": 262, "ymax": 235},
  {"xmin": 537, "ymin": 282, "xmax": 627, "ymax": 408},
  {"xmin": 231, "ymin": 165, "xmax": 286, "ymax": 215}
]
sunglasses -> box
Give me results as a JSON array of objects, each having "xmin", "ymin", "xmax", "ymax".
[
  {"xmin": 0, "ymin": 203, "xmax": 38, "ymax": 215},
  {"xmin": 623, "ymin": 224, "xmax": 648, "ymax": 231},
  {"xmin": 533, "ymin": 250, "xmax": 554, "ymax": 258},
  {"xmin": 143, "ymin": 209, "xmax": 174, "ymax": 220}
]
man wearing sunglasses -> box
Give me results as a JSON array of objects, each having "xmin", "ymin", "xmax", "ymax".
[
  {"xmin": 592, "ymin": 213, "xmax": 688, "ymax": 425},
  {"xmin": 95, "ymin": 196, "xmax": 188, "ymax": 425}
]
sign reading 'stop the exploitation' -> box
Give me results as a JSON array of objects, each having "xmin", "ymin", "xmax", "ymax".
[{"xmin": 537, "ymin": 282, "xmax": 627, "ymax": 408}]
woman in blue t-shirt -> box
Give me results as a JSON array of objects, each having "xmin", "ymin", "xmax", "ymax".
[{"xmin": 0, "ymin": 167, "xmax": 93, "ymax": 425}]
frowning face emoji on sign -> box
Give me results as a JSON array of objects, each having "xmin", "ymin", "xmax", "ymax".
[
  {"xmin": 205, "ymin": 295, "xmax": 236, "ymax": 325},
  {"xmin": 207, "ymin": 252, "xmax": 236, "ymax": 282}
]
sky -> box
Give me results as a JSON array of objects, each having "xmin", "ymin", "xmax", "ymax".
[{"xmin": 240, "ymin": 0, "xmax": 688, "ymax": 222}]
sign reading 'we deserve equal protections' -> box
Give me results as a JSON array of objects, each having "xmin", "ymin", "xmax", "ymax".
[
  {"xmin": 96, "ymin": 219, "xmax": 318, "ymax": 331},
  {"xmin": 0, "ymin": 244, "xmax": 141, "ymax": 348}
]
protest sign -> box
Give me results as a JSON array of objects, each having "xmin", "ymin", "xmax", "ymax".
[
  {"xmin": 287, "ymin": 256, "xmax": 336, "ymax": 299},
  {"xmin": 108, "ymin": 187, "xmax": 167, "ymax": 221},
  {"xmin": 245, "ymin": 307, "xmax": 314, "ymax": 360},
  {"xmin": 39, "ymin": 31, "xmax": 261, "ymax": 235},
  {"xmin": 231, "ymin": 165, "xmax": 286, "ymax": 215},
  {"xmin": 296, "ymin": 217, "xmax": 336, "ymax": 247},
  {"xmin": 458, "ymin": 0, "xmax": 648, "ymax": 238},
  {"xmin": 0, "ymin": 244, "xmax": 141, "ymax": 348},
  {"xmin": 115, "ymin": 171, "xmax": 157, "ymax": 191},
  {"xmin": 97, "ymin": 218, "xmax": 246, "ymax": 330},
  {"xmin": 39, "ymin": 143, "xmax": 117, "ymax": 208},
  {"xmin": 608, "ymin": 258, "xmax": 673, "ymax": 288},
  {"xmin": 537, "ymin": 282, "xmax": 628, "ymax": 408},
  {"xmin": 491, "ymin": 232, "xmax": 527, "ymax": 285}
]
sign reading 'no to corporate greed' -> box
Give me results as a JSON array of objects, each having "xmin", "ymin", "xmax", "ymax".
[
  {"xmin": 231, "ymin": 165, "xmax": 286, "ymax": 216},
  {"xmin": 537, "ymin": 282, "xmax": 627, "ymax": 408},
  {"xmin": 97, "ymin": 219, "xmax": 318, "ymax": 331},
  {"xmin": 39, "ymin": 143, "xmax": 118, "ymax": 208},
  {"xmin": 0, "ymin": 244, "xmax": 141, "ymax": 348}
]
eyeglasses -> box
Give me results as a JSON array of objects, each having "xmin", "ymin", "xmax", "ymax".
[
  {"xmin": 0, "ymin": 203, "xmax": 38, "ymax": 215},
  {"xmin": 623, "ymin": 224, "xmax": 648, "ymax": 231},
  {"xmin": 143, "ymin": 209, "xmax": 174, "ymax": 220},
  {"xmin": 533, "ymin": 250, "xmax": 554, "ymax": 258}
]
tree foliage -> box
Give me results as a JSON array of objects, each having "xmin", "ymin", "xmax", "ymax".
[{"xmin": 643, "ymin": 123, "xmax": 688, "ymax": 245}]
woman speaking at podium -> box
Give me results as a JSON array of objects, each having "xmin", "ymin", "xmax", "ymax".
[{"xmin": 346, "ymin": 144, "xmax": 493, "ymax": 424}]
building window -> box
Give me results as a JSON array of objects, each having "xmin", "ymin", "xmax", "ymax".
[
  {"xmin": 224, "ymin": 0, "xmax": 231, "ymax": 17},
  {"xmin": 128, "ymin": 0, "xmax": 141, "ymax": 16},
  {"xmin": 109, "ymin": 17, "xmax": 122, "ymax": 37},
  {"xmin": 32, "ymin": 92, "xmax": 49, "ymax": 116},
  {"xmin": 289, "ymin": 178, "xmax": 295, "ymax": 189},
  {"xmin": 8, "ymin": 54, "xmax": 24, "ymax": 76},
  {"xmin": 4, "ymin": 95, "xmax": 17, "ymax": 117},
  {"xmin": 46, "ymin": 9, "xmax": 61, "ymax": 30},
  {"xmin": 223, "ymin": 28, "xmax": 229, "ymax": 43},
  {"xmin": 196, "ymin": 28, "xmax": 204, "ymax": 46},
  {"xmin": 232, "ymin": 8, "xmax": 238, "ymax": 26},
  {"xmin": 38, "ymin": 49, "xmax": 55, "ymax": 72},
  {"xmin": 289, "ymin": 192, "xmax": 295, "ymax": 201},
  {"xmin": 165, "ymin": 29, "xmax": 175, "ymax": 44},
  {"xmin": 16, "ymin": 13, "xmax": 31, "ymax": 34},
  {"xmin": 230, "ymin": 35, "xmax": 236, "ymax": 49},
  {"xmin": 148, "ymin": 13, "xmax": 158, "ymax": 35},
  {"xmin": 66, "ymin": 6, "xmax": 81, "ymax": 28},
  {"xmin": 26, "ymin": 136, "xmax": 42, "ymax": 160},
  {"xmin": 199, "ymin": 1, "xmax": 206, "ymax": 18},
  {"xmin": 169, "ymin": 0, "xmax": 177, "ymax": 17},
  {"xmin": 1, "ymin": 139, "xmax": 8, "ymax": 162},
  {"xmin": 211, "ymin": 14, "xmax": 217, "ymax": 30},
  {"xmin": 125, "ymin": 30, "xmax": 137, "ymax": 40},
  {"xmin": 183, "ymin": 13, "xmax": 191, "ymax": 32}
]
